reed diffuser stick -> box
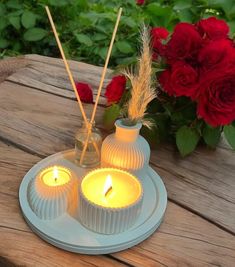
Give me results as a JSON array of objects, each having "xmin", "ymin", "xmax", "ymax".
[
  {"xmin": 79, "ymin": 7, "xmax": 123, "ymax": 165},
  {"xmin": 45, "ymin": 6, "xmax": 99, "ymax": 157}
]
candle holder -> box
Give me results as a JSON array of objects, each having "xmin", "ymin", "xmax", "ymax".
[
  {"xmin": 79, "ymin": 168, "xmax": 143, "ymax": 234},
  {"xmin": 28, "ymin": 166, "xmax": 78, "ymax": 220}
]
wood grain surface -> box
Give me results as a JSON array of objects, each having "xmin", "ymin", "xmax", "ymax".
[{"xmin": 0, "ymin": 55, "xmax": 234, "ymax": 267}]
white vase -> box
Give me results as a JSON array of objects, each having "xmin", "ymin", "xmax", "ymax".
[{"xmin": 101, "ymin": 119, "xmax": 150, "ymax": 177}]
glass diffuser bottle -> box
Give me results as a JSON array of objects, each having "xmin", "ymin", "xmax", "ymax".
[{"xmin": 75, "ymin": 121, "xmax": 102, "ymax": 168}]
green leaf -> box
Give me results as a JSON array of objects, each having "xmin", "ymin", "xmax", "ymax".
[
  {"xmin": 23, "ymin": 28, "xmax": 47, "ymax": 41},
  {"xmin": 0, "ymin": 3, "xmax": 6, "ymax": 16},
  {"xmin": 224, "ymin": 124, "xmax": 235, "ymax": 149},
  {"xmin": 76, "ymin": 0, "xmax": 88, "ymax": 8},
  {"xmin": 176, "ymin": 126, "xmax": 200, "ymax": 156},
  {"xmin": 208, "ymin": 0, "xmax": 233, "ymax": 17},
  {"xmin": 0, "ymin": 17, "xmax": 8, "ymax": 30},
  {"xmin": 92, "ymin": 33, "xmax": 107, "ymax": 41},
  {"xmin": 171, "ymin": 112, "xmax": 185, "ymax": 125},
  {"xmin": 103, "ymin": 104, "xmax": 120, "ymax": 130},
  {"xmin": 138, "ymin": 114, "xmax": 169, "ymax": 147},
  {"xmin": 116, "ymin": 41, "xmax": 133, "ymax": 54},
  {"xmin": 141, "ymin": 123, "xmax": 160, "ymax": 148},
  {"xmin": 75, "ymin": 33, "xmax": 92, "ymax": 46},
  {"xmin": 12, "ymin": 41, "xmax": 21, "ymax": 51},
  {"xmin": 9, "ymin": 16, "xmax": 20, "ymax": 30},
  {"xmin": 115, "ymin": 56, "xmax": 137, "ymax": 66},
  {"xmin": 228, "ymin": 20, "xmax": 235, "ymax": 35},
  {"xmin": 21, "ymin": 11, "xmax": 36, "ymax": 29},
  {"xmin": 122, "ymin": 17, "xmax": 137, "ymax": 28},
  {"xmin": 0, "ymin": 38, "xmax": 9, "ymax": 48},
  {"xmin": 202, "ymin": 125, "xmax": 221, "ymax": 148},
  {"xmin": 6, "ymin": 0, "xmax": 22, "ymax": 9},
  {"xmin": 98, "ymin": 47, "xmax": 108, "ymax": 60},
  {"xmin": 178, "ymin": 9, "xmax": 194, "ymax": 23},
  {"xmin": 48, "ymin": 0, "xmax": 68, "ymax": 6},
  {"xmin": 173, "ymin": 0, "xmax": 192, "ymax": 10},
  {"xmin": 146, "ymin": 3, "xmax": 173, "ymax": 27},
  {"xmin": 8, "ymin": 10, "xmax": 23, "ymax": 17}
]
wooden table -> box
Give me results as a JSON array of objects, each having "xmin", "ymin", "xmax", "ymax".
[{"xmin": 0, "ymin": 55, "xmax": 235, "ymax": 267}]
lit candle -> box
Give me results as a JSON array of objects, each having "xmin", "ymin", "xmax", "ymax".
[
  {"xmin": 41, "ymin": 166, "xmax": 70, "ymax": 186},
  {"xmin": 28, "ymin": 166, "xmax": 78, "ymax": 220},
  {"xmin": 82, "ymin": 170, "xmax": 142, "ymax": 208},
  {"xmin": 79, "ymin": 168, "xmax": 143, "ymax": 234}
]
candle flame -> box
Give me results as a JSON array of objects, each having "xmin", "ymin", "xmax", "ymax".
[
  {"xmin": 103, "ymin": 175, "xmax": 112, "ymax": 197},
  {"xmin": 53, "ymin": 166, "xmax": 58, "ymax": 182}
]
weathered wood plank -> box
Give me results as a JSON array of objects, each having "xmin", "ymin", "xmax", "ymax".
[
  {"xmin": 6, "ymin": 54, "xmax": 112, "ymax": 104},
  {"xmin": 0, "ymin": 142, "xmax": 234, "ymax": 267},
  {"xmin": 112, "ymin": 202, "xmax": 235, "ymax": 267},
  {"xmin": 0, "ymin": 81, "xmax": 104, "ymax": 157},
  {"xmin": 0, "ymin": 228, "xmax": 128, "ymax": 267},
  {"xmin": 0, "ymin": 57, "xmax": 29, "ymax": 83},
  {"xmin": 150, "ymin": 145, "xmax": 235, "ymax": 233}
]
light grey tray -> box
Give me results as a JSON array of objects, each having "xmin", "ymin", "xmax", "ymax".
[{"xmin": 19, "ymin": 149, "xmax": 167, "ymax": 254}]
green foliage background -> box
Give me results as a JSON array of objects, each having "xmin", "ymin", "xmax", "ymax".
[
  {"xmin": 1, "ymin": 0, "xmax": 235, "ymax": 156},
  {"xmin": 1, "ymin": 0, "xmax": 235, "ymax": 67}
]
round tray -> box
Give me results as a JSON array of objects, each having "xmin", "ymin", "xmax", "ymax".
[{"xmin": 19, "ymin": 149, "xmax": 167, "ymax": 254}]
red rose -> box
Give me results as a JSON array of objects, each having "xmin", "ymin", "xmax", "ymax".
[
  {"xmin": 75, "ymin": 82, "xmax": 93, "ymax": 103},
  {"xmin": 197, "ymin": 69, "xmax": 235, "ymax": 126},
  {"xmin": 151, "ymin": 27, "xmax": 169, "ymax": 58},
  {"xmin": 166, "ymin": 23, "xmax": 202, "ymax": 62},
  {"xmin": 151, "ymin": 27, "xmax": 169, "ymax": 52},
  {"xmin": 105, "ymin": 75, "xmax": 126, "ymax": 103},
  {"xmin": 136, "ymin": 0, "xmax": 145, "ymax": 5},
  {"xmin": 198, "ymin": 39, "xmax": 235, "ymax": 71},
  {"xmin": 159, "ymin": 61, "xmax": 199, "ymax": 99},
  {"xmin": 196, "ymin": 17, "xmax": 229, "ymax": 40}
]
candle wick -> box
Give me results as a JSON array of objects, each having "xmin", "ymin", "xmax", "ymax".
[
  {"xmin": 105, "ymin": 186, "xmax": 112, "ymax": 197},
  {"xmin": 54, "ymin": 177, "xmax": 57, "ymax": 182}
]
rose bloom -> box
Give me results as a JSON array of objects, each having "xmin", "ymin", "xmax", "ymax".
[
  {"xmin": 75, "ymin": 82, "xmax": 93, "ymax": 103},
  {"xmin": 105, "ymin": 75, "xmax": 126, "ymax": 103},
  {"xmin": 151, "ymin": 27, "xmax": 169, "ymax": 58},
  {"xmin": 197, "ymin": 69, "xmax": 235, "ymax": 127},
  {"xmin": 196, "ymin": 17, "xmax": 229, "ymax": 40},
  {"xmin": 159, "ymin": 61, "xmax": 199, "ymax": 99},
  {"xmin": 136, "ymin": 0, "xmax": 145, "ymax": 5},
  {"xmin": 198, "ymin": 39, "xmax": 235, "ymax": 71},
  {"xmin": 166, "ymin": 23, "xmax": 202, "ymax": 62}
]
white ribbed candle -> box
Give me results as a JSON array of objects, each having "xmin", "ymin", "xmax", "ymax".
[
  {"xmin": 78, "ymin": 168, "xmax": 143, "ymax": 234},
  {"xmin": 28, "ymin": 166, "xmax": 78, "ymax": 220}
]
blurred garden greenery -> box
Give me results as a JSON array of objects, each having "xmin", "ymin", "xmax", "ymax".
[{"xmin": 0, "ymin": 0, "xmax": 235, "ymax": 67}]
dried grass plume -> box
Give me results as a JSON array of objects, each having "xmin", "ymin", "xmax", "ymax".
[{"xmin": 122, "ymin": 25, "xmax": 157, "ymax": 128}]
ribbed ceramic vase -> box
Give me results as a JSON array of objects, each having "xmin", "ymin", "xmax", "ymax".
[{"xmin": 101, "ymin": 119, "xmax": 150, "ymax": 177}]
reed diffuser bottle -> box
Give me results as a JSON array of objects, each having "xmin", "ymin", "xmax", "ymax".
[{"xmin": 75, "ymin": 121, "xmax": 102, "ymax": 168}]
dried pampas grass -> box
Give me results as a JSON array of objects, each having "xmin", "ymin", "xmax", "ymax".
[{"xmin": 122, "ymin": 25, "xmax": 157, "ymax": 128}]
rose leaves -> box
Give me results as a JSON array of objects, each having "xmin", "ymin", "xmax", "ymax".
[
  {"xmin": 176, "ymin": 126, "xmax": 200, "ymax": 157},
  {"xmin": 103, "ymin": 104, "xmax": 121, "ymax": 130},
  {"xmin": 224, "ymin": 124, "xmax": 235, "ymax": 149}
]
